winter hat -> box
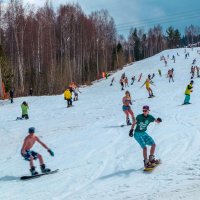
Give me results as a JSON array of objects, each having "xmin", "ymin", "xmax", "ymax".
[
  {"xmin": 28, "ymin": 127, "xmax": 35, "ymax": 134},
  {"xmin": 143, "ymin": 105, "xmax": 150, "ymax": 111},
  {"xmin": 190, "ymin": 80, "xmax": 194, "ymax": 84}
]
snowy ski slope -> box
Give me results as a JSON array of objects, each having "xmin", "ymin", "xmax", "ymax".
[{"xmin": 1, "ymin": 47, "xmax": 200, "ymax": 200}]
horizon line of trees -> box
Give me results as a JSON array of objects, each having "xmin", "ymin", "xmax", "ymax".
[{"xmin": 0, "ymin": 0, "xmax": 200, "ymax": 97}]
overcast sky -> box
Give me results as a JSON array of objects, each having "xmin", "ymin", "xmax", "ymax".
[{"xmin": 6, "ymin": 0, "xmax": 200, "ymax": 38}]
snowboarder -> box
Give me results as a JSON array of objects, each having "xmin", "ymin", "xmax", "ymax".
[
  {"xmin": 17, "ymin": 101, "xmax": 29, "ymax": 120},
  {"xmin": 122, "ymin": 91, "xmax": 135, "ymax": 125},
  {"xmin": 21, "ymin": 127, "xmax": 54, "ymax": 175},
  {"xmin": 141, "ymin": 77, "xmax": 155, "ymax": 98},
  {"xmin": 129, "ymin": 105, "xmax": 162, "ymax": 168},
  {"xmin": 183, "ymin": 80, "xmax": 194, "ymax": 105}
]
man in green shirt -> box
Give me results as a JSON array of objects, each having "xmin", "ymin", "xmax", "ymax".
[{"xmin": 129, "ymin": 105, "xmax": 162, "ymax": 168}]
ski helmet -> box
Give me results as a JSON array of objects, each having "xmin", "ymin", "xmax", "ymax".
[{"xmin": 28, "ymin": 127, "xmax": 35, "ymax": 134}]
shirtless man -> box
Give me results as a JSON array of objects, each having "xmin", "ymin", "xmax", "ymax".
[{"xmin": 21, "ymin": 127, "xmax": 54, "ymax": 175}]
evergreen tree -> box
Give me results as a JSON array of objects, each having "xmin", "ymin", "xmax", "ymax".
[
  {"xmin": 166, "ymin": 26, "xmax": 175, "ymax": 48},
  {"xmin": 132, "ymin": 28, "xmax": 141, "ymax": 61}
]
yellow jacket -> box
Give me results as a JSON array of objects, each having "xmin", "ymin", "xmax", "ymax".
[
  {"xmin": 185, "ymin": 84, "xmax": 193, "ymax": 95},
  {"xmin": 64, "ymin": 89, "xmax": 72, "ymax": 99}
]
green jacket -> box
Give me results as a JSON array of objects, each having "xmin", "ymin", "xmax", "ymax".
[
  {"xmin": 21, "ymin": 104, "xmax": 29, "ymax": 115},
  {"xmin": 134, "ymin": 114, "xmax": 155, "ymax": 132}
]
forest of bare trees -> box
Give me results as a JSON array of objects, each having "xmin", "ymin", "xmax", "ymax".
[{"xmin": 0, "ymin": 0, "xmax": 200, "ymax": 97}]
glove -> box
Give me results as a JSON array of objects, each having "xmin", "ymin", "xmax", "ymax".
[
  {"xmin": 157, "ymin": 117, "xmax": 162, "ymax": 122},
  {"xmin": 48, "ymin": 149, "xmax": 54, "ymax": 157},
  {"xmin": 129, "ymin": 129, "xmax": 133, "ymax": 137}
]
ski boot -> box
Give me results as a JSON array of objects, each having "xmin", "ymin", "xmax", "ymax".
[
  {"xmin": 149, "ymin": 155, "xmax": 160, "ymax": 166},
  {"xmin": 40, "ymin": 164, "xmax": 51, "ymax": 173},
  {"xmin": 144, "ymin": 159, "xmax": 154, "ymax": 169},
  {"xmin": 30, "ymin": 166, "xmax": 39, "ymax": 176},
  {"xmin": 126, "ymin": 118, "xmax": 132, "ymax": 125}
]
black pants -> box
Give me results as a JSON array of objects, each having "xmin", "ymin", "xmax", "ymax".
[
  {"xmin": 22, "ymin": 114, "xmax": 29, "ymax": 119},
  {"xmin": 67, "ymin": 98, "xmax": 72, "ymax": 107}
]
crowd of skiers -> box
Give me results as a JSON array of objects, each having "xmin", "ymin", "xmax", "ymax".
[
  {"xmin": 3, "ymin": 47, "xmax": 200, "ymax": 174},
  {"xmin": 117, "ymin": 48, "xmax": 199, "ymax": 169}
]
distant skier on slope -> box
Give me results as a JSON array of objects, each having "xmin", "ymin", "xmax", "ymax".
[
  {"xmin": 141, "ymin": 77, "xmax": 155, "ymax": 98},
  {"xmin": 110, "ymin": 77, "xmax": 115, "ymax": 86},
  {"xmin": 131, "ymin": 76, "xmax": 135, "ymax": 85},
  {"xmin": 64, "ymin": 87, "xmax": 73, "ymax": 107},
  {"xmin": 168, "ymin": 69, "xmax": 174, "ymax": 83},
  {"xmin": 120, "ymin": 78, "xmax": 124, "ymax": 90},
  {"xmin": 122, "ymin": 91, "xmax": 135, "ymax": 125},
  {"xmin": 183, "ymin": 80, "xmax": 194, "ymax": 105},
  {"xmin": 129, "ymin": 105, "xmax": 162, "ymax": 169},
  {"xmin": 21, "ymin": 127, "xmax": 54, "ymax": 175}
]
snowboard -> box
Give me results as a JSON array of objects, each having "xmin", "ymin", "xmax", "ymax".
[
  {"xmin": 181, "ymin": 103, "xmax": 191, "ymax": 105},
  {"xmin": 20, "ymin": 169, "xmax": 59, "ymax": 180},
  {"xmin": 143, "ymin": 160, "xmax": 161, "ymax": 172}
]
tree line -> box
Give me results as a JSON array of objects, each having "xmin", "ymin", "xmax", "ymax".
[{"xmin": 0, "ymin": 0, "xmax": 200, "ymax": 97}]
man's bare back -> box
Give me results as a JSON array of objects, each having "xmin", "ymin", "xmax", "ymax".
[{"xmin": 21, "ymin": 134, "xmax": 48, "ymax": 155}]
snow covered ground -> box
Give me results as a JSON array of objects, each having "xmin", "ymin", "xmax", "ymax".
[{"xmin": 1, "ymin": 47, "xmax": 200, "ymax": 200}]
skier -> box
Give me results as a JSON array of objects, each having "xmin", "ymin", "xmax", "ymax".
[
  {"xmin": 124, "ymin": 77, "xmax": 129, "ymax": 87},
  {"xmin": 158, "ymin": 69, "xmax": 162, "ymax": 77},
  {"xmin": 168, "ymin": 69, "xmax": 174, "ymax": 82},
  {"xmin": 122, "ymin": 91, "xmax": 135, "ymax": 125},
  {"xmin": 29, "ymin": 88, "xmax": 33, "ymax": 96},
  {"xmin": 164, "ymin": 59, "xmax": 167, "ymax": 67},
  {"xmin": 17, "ymin": 101, "xmax": 29, "ymax": 120},
  {"xmin": 192, "ymin": 58, "xmax": 196, "ymax": 65},
  {"xmin": 131, "ymin": 76, "xmax": 135, "ymax": 85},
  {"xmin": 141, "ymin": 77, "xmax": 155, "ymax": 98},
  {"xmin": 21, "ymin": 127, "xmax": 54, "ymax": 175},
  {"xmin": 9, "ymin": 88, "xmax": 14, "ymax": 103},
  {"xmin": 151, "ymin": 73, "xmax": 155, "ymax": 80},
  {"xmin": 64, "ymin": 87, "xmax": 73, "ymax": 107},
  {"xmin": 172, "ymin": 55, "xmax": 175, "ymax": 63},
  {"xmin": 129, "ymin": 105, "xmax": 162, "ymax": 169},
  {"xmin": 138, "ymin": 73, "xmax": 142, "ymax": 82},
  {"xmin": 110, "ymin": 77, "xmax": 115, "ymax": 86},
  {"xmin": 196, "ymin": 66, "xmax": 200, "ymax": 78},
  {"xmin": 120, "ymin": 78, "xmax": 124, "ymax": 90},
  {"xmin": 183, "ymin": 80, "xmax": 194, "ymax": 105},
  {"xmin": 190, "ymin": 66, "xmax": 195, "ymax": 79}
]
